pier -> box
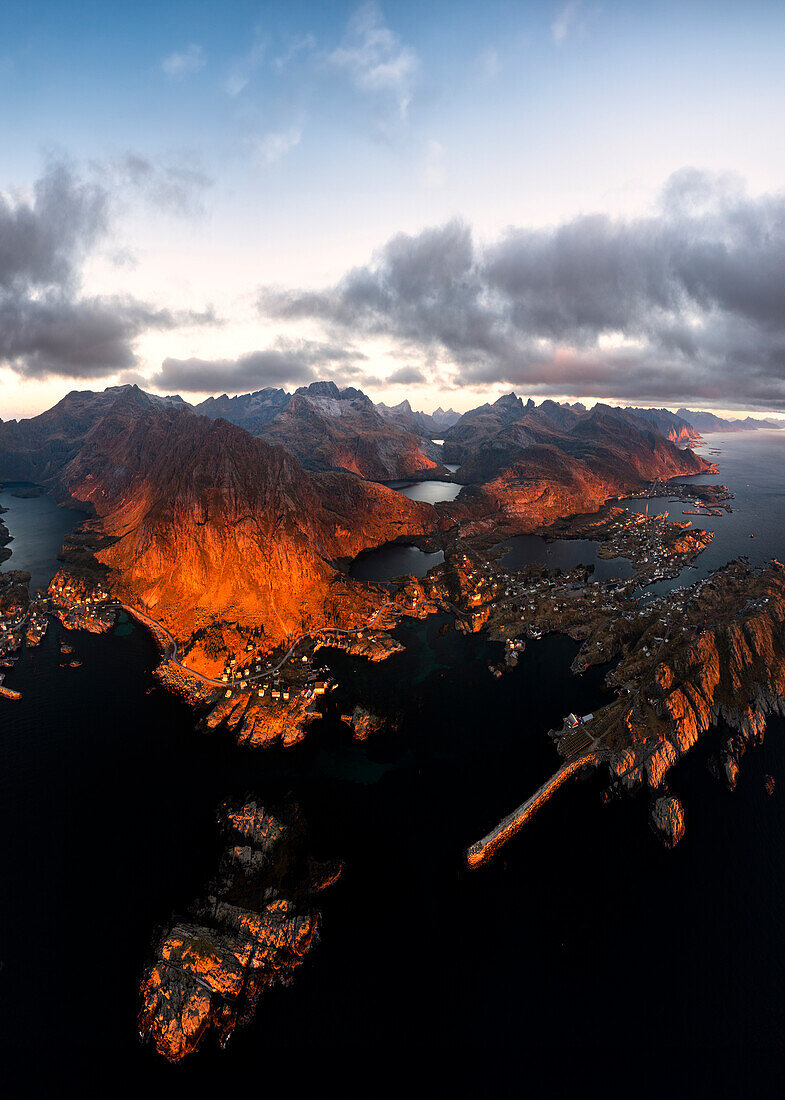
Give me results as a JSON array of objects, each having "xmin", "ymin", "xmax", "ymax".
[{"xmin": 465, "ymin": 751, "xmax": 601, "ymax": 868}]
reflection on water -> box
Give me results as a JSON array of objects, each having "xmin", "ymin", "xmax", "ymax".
[
  {"xmin": 0, "ymin": 483, "xmax": 83, "ymax": 591},
  {"xmin": 350, "ymin": 543, "xmax": 444, "ymax": 582},
  {"xmin": 386, "ymin": 479, "xmax": 462, "ymax": 503},
  {"xmin": 495, "ymin": 533, "xmax": 634, "ymax": 582}
]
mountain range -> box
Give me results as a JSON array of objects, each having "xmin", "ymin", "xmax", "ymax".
[{"xmin": 0, "ymin": 382, "xmax": 719, "ymax": 672}]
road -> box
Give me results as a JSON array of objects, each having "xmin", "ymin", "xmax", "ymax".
[{"xmin": 122, "ymin": 601, "xmax": 399, "ymax": 691}]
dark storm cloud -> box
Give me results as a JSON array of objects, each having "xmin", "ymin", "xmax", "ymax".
[
  {"xmin": 386, "ymin": 365, "xmax": 426, "ymax": 384},
  {"xmin": 0, "ymin": 295, "xmax": 195, "ymax": 379},
  {"xmin": 0, "ymin": 162, "xmax": 108, "ymax": 291},
  {"xmin": 0, "ymin": 161, "xmax": 215, "ymax": 381},
  {"xmin": 154, "ymin": 339, "xmax": 364, "ymax": 392},
  {"xmin": 258, "ymin": 170, "xmax": 785, "ymax": 409}
]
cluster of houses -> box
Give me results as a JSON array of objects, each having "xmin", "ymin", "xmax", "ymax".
[{"xmin": 220, "ymin": 645, "xmax": 336, "ymax": 705}]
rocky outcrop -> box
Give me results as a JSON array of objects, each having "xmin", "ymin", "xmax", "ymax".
[
  {"xmin": 349, "ymin": 705, "xmax": 386, "ymax": 741},
  {"xmin": 649, "ymin": 794, "xmax": 686, "ymax": 848},
  {"xmin": 0, "ymin": 569, "xmax": 31, "ymax": 612},
  {"xmin": 198, "ymin": 381, "xmax": 446, "ymax": 480},
  {"xmin": 204, "ymin": 690, "xmax": 322, "ymax": 749},
  {"xmin": 598, "ymin": 562, "xmax": 785, "ymax": 806},
  {"xmin": 0, "ymin": 509, "xmax": 11, "ymax": 566},
  {"xmin": 138, "ymin": 798, "xmax": 342, "ymax": 1062}
]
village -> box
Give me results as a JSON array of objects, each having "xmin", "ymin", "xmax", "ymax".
[{"xmin": 0, "ymin": 481, "xmax": 735, "ymax": 754}]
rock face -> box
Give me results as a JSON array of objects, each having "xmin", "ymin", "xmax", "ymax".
[
  {"xmin": 677, "ymin": 408, "xmax": 785, "ymax": 434},
  {"xmin": 200, "ymin": 381, "xmax": 445, "ymax": 481},
  {"xmin": 621, "ymin": 407, "xmax": 701, "ymax": 443},
  {"xmin": 46, "ymin": 389, "xmax": 436, "ymax": 672},
  {"xmin": 138, "ymin": 798, "xmax": 342, "ymax": 1062},
  {"xmin": 441, "ymin": 402, "xmax": 712, "ymax": 540},
  {"xmin": 650, "ymin": 794, "xmax": 686, "ymax": 848},
  {"xmin": 597, "ymin": 561, "xmax": 785, "ymax": 803},
  {"xmin": 0, "ymin": 386, "xmax": 140, "ymax": 482},
  {"xmin": 375, "ymin": 398, "xmax": 460, "ymax": 438}
]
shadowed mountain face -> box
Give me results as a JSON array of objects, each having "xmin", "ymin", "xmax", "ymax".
[
  {"xmin": 445, "ymin": 395, "xmax": 709, "ymax": 475},
  {"xmin": 444, "ymin": 394, "xmax": 705, "ymax": 457},
  {"xmin": 677, "ymin": 408, "xmax": 785, "ymax": 433},
  {"xmin": 197, "ymin": 381, "xmax": 445, "ymax": 480},
  {"xmin": 0, "ymin": 386, "xmax": 140, "ymax": 482},
  {"xmin": 195, "ymin": 388, "xmax": 290, "ymax": 432},
  {"xmin": 619, "ymin": 407, "xmax": 700, "ymax": 443},
  {"xmin": 443, "ymin": 400, "xmax": 713, "ymax": 537},
  {"xmin": 0, "ymin": 385, "xmax": 189, "ymax": 482},
  {"xmin": 375, "ymin": 399, "xmax": 460, "ymax": 438}
]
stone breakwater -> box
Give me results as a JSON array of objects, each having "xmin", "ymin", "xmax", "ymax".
[
  {"xmin": 466, "ymin": 754, "xmax": 601, "ymax": 868},
  {"xmin": 138, "ymin": 798, "xmax": 342, "ymax": 1062}
]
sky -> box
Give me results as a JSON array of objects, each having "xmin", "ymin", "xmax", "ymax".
[{"xmin": 2, "ymin": 0, "xmax": 785, "ymax": 420}]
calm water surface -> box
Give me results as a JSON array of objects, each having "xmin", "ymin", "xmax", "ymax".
[
  {"xmin": 0, "ymin": 482, "xmax": 84, "ymax": 590},
  {"xmin": 350, "ymin": 543, "xmax": 444, "ymax": 582},
  {"xmin": 4, "ymin": 445, "xmax": 785, "ymax": 1085},
  {"xmin": 627, "ymin": 430, "xmax": 785, "ymax": 596},
  {"xmin": 386, "ymin": 479, "xmax": 462, "ymax": 504},
  {"xmin": 495, "ymin": 534, "xmax": 634, "ymax": 582}
]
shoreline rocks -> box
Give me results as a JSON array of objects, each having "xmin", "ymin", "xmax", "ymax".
[
  {"xmin": 649, "ymin": 794, "xmax": 686, "ymax": 848},
  {"xmin": 138, "ymin": 798, "xmax": 342, "ymax": 1062}
]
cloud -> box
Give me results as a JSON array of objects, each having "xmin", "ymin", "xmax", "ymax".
[
  {"xmin": 272, "ymin": 34, "xmax": 317, "ymax": 73},
  {"xmin": 551, "ymin": 1, "xmax": 582, "ymax": 45},
  {"xmin": 0, "ymin": 161, "xmax": 216, "ymax": 380},
  {"xmin": 258, "ymin": 170, "xmax": 785, "ymax": 409},
  {"xmin": 106, "ymin": 152, "xmax": 213, "ymax": 216},
  {"xmin": 153, "ymin": 339, "xmax": 364, "ymax": 393},
  {"xmin": 0, "ymin": 294, "xmax": 193, "ymax": 379},
  {"xmin": 251, "ymin": 127, "xmax": 303, "ymax": 166},
  {"xmin": 161, "ymin": 44, "xmax": 206, "ymax": 78},
  {"xmin": 0, "ymin": 162, "xmax": 108, "ymax": 291},
  {"xmin": 473, "ymin": 47, "xmax": 500, "ymax": 82},
  {"xmin": 386, "ymin": 366, "xmax": 426, "ymax": 385},
  {"xmin": 329, "ymin": 2, "xmax": 419, "ymax": 120},
  {"xmin": 224, "ymin": 37, "xmax": 267, "ymax": 96}
]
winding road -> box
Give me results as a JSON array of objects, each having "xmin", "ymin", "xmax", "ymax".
[{"xmin": 122, "ymin": 601, "xmax": 399, "ymax": 691}]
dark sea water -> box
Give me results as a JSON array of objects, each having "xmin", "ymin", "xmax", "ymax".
[
  {"xmin": 350, "ymin": 543, "xmax": 444, "ymax": 582},
  {"xmin": 4, "ymin": 439, "xmax": 785, "ymax": 1088},
  {"xmin": 625, "ymin": 430, "xmax": 785, "ymax": 598},
  {"xmin": 0, "ymin": 483, "xmax": 85, "ymax": 591},
  {"xmin": 495, "ymin": 533, "xmax": 635, "ymax": 582}
]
